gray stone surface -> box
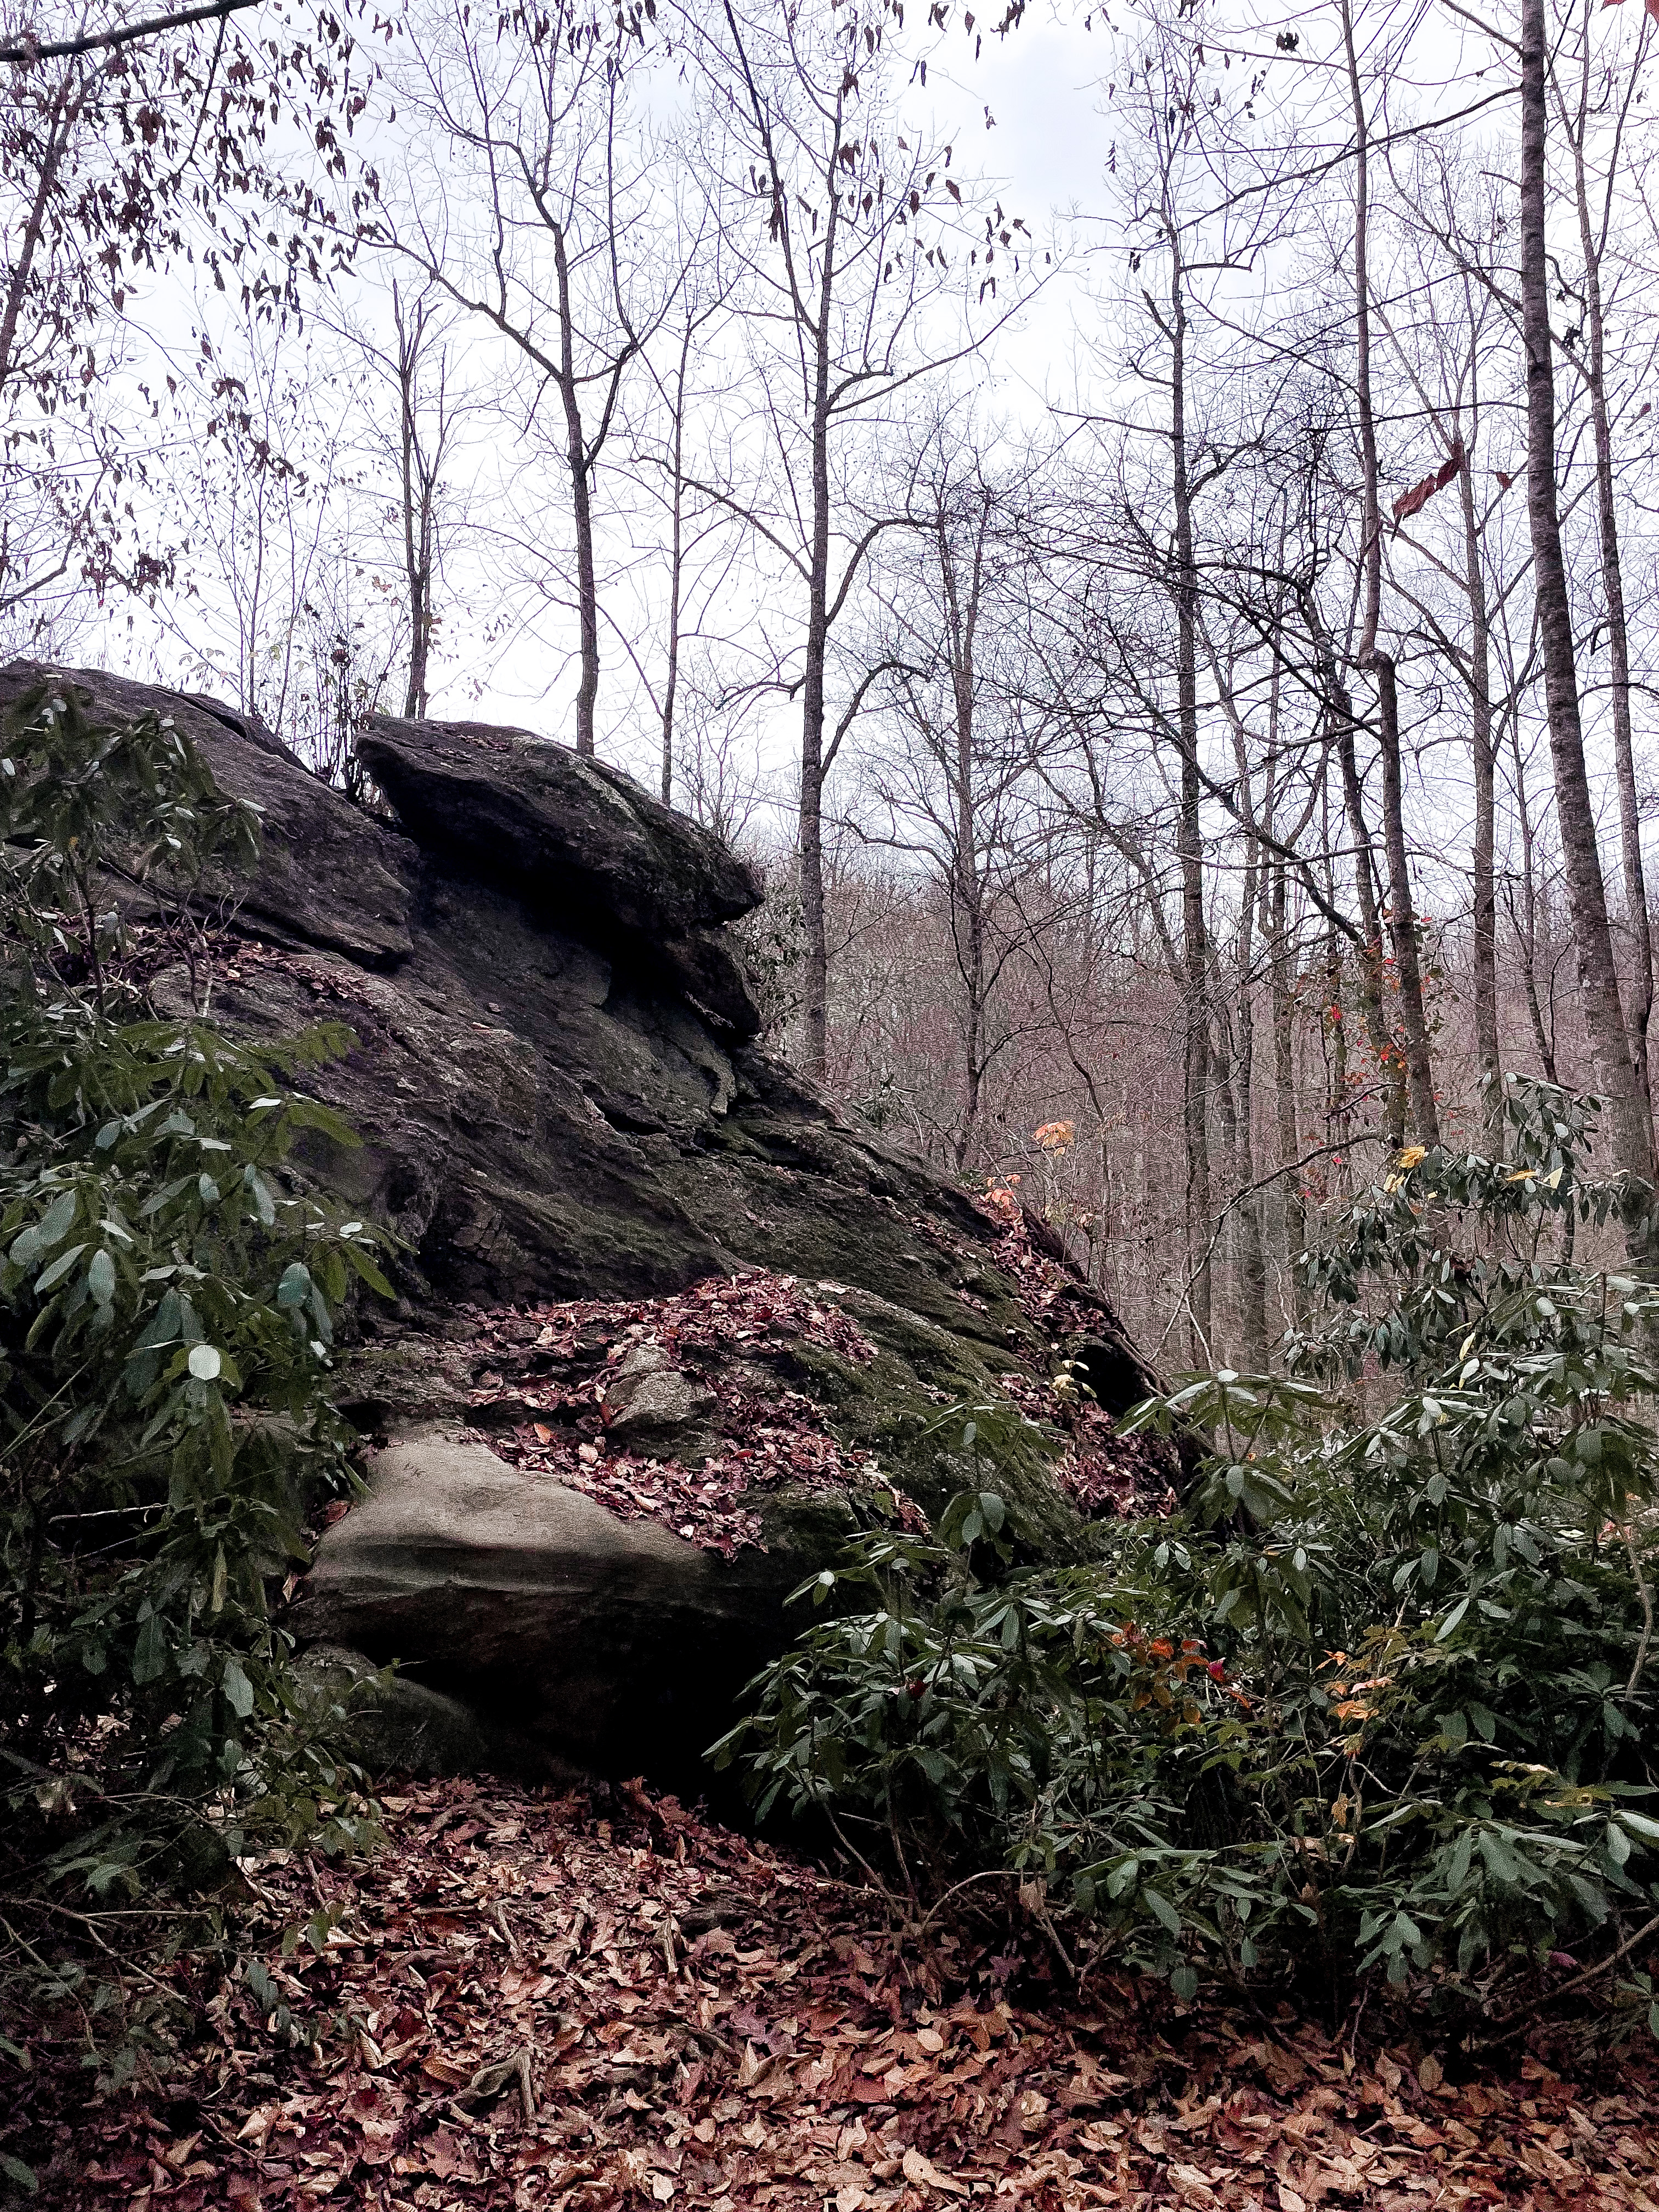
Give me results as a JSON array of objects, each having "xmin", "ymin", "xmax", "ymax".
[
  {"xmin": 604, "ymin": 1355, "xmax": 719, "ymax": 1461},
  {"xmin": 357, "ymin": 713, "xmax": 763, "ymax": 1035},
  {"xmin": 295, "ymin": 1433, "xmax": 800, "ymax": 1779},
  {"xmin": 0, "ymin": 662, "xmax": 418, "ymax": 969}
]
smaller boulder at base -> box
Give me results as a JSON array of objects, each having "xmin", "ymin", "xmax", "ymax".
[{"xmin": 294, "ymin": 1427, "xmax": 803, "ymax": 1784}]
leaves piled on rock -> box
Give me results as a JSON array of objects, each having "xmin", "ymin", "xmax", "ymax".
[{"xmin": 454, "ymin": 1272, "xmax": 915, "ymax": 1556}]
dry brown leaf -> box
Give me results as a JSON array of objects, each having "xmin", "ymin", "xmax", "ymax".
[
  {"xmin": 16, "ymin": 1772, "xmax": 1659, "ymax": 2212},
  {"xmin": 901, "ymin": 2145, "xmax": 969, "ymax": 2196}
]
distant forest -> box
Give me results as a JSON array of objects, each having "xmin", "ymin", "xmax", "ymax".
[{"xmin": 3, "ymin": 0, "xmax": 1657, "ymax": 1354}]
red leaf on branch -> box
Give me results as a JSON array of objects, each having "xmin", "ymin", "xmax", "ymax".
[{"xmin": 1392, "ymin": 437, "xmax": 1465, "ymax": 531}]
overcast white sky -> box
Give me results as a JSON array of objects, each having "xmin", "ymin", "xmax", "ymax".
[{"xmin": 70, "ymin": 0, "xmax": 1125, "ymax": 759}]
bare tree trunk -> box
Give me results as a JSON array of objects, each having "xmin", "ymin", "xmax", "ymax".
[
  {"xmin": 552, "ymin": 220, "xmax": 601, "ymax": 760},
  {"xmin": 1519, "ymin": 0, "xmax": 1654, "ymax": 1205},
  {"xmin": 943, "ymin": 492, "xmax": 990, "ymax": 1170},
  {"xmin": 1564, "ymin": 38, "xmax": 1653, "ymax": 1138},
  {"xmin": 1231, "ymin": 836, "xmax": 1268, "ymax": 1368},
  {"xmin": 716, "ymin": 4, "xmax": 972, "ymax": 1088},
  {"xmin": 1319, "ymin": 624, "xmax": 1402, "ymax": 1145},
  {"xmin": 1510, "ymin": 723, "xmax": 1560, "ymax": 1086},
  {"xmin": 1269, "ymin": 860, "xmax": 1306, "ymax": 1310},
  {"xmin": 1328, "ymin": 945, "xmax": 1351, "ymax": 1136},
  {"xmin": 1456, "ymin": 437, "xmax": 1499, "ymax": 1113},
  {"xmin": 1168, "ymin": 230, "xmax": 1212, "ymax": 1359},
  {"xmin": 1374, "ymin": 657, "xmax": 1441, "ymax": 1143},
  {"xmin": 798, "ymin": 189, "xmax": 837, "ymax": 1083},
  {"xmin": 1343, "ymin": 0, "xmax": 1438, "ymax": 1147},
  {"xmin": 1211, "ymin": 999, "xmax": 1249, "ymax": 1365},
  {"xmin": 659, "ymin": 318, "xmax": 692, "ymax": 806},
  {"xmin": 393, "ymin": 283, "xmax": 443, "ymax": 721}
]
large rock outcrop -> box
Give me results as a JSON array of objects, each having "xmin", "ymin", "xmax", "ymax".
[{"xmin": 0, "ymin": 662, "xmax": 1170, "ymax": 1784}]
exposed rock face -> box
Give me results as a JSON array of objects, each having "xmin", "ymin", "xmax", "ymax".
[
  {"xmin": 299, "ymin": 1430, "xmax": 807, "ymax": 1788},
  {"xmin": 356, "ymin": 715, "xmax": 764, "ymax": 1037},
  {"xmin": 0, "ymin": 661, "xmax": 1170, "ymax": 1782},
  {"xmin": 603, "ymin": 1353, "xmax": 720, "ymax": 1463}
]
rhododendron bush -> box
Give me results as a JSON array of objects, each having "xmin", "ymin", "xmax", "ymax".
[
  {"xmin": 0, "ymin": 690, "xmax": 387, "ymax": 1936},
  {"xmin": 722, "ymin": 1078, "xmax": 1659, "ymax": 2035}
]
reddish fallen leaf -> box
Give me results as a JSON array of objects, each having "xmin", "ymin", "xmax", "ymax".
[{"xmin": 10, "ymin": 1773, "xmax": 1659, "ymax": 2210}]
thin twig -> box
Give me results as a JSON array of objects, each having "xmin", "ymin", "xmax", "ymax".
[
  {"xmin": 912, "ymin": 1867, "xmax": 1019, "ymax": 1938},
  {"xmin": 1487, "ymin": 1912, "xmax": 1659, "ymax": 2036},
  {"xmin": 667, "ymin": 2010, "xmax": 738, "ymax": 2061},
  {"xmin": 822, "ymin": 1805, "xmax": 903, "ymax": 1908}
]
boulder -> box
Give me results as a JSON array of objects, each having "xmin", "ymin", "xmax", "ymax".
[
  {"xmin": 603, "ymin": 1349, "xmax": 720, "ymax": 1462},
  {"xmin": 297, "ymin": 1431, "xmax": 803, "ymax": 1783},
  {"xmin": 0, "ymin": 659, "xmax": 1174, "ymax": 1785},
  {"xmin": 0, "ymin": 663, "xmax": 417, "ymax": 969},
  {"xmin": 356, "ymin": 713, "xmax": 764, "ymax": 1036}
]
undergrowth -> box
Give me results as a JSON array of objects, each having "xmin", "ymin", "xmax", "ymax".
[
  {"xmin": 717, "ymin": 1077, "xmax": 1659, "ymax": 2042},
  {"xmin": 0, "ymin": 681, "xmax": 391, "ymax": 2121}
]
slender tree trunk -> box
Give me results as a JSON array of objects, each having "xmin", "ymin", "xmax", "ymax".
[
  {"xmin": 1168, "ymin": 233, "xmax": 1212, "ymax": 1359},
  {"xmin": 1269, "ymin": 861, "xmax": 1306, "ymax": 1310},
  {"xmin": 1567, "ymin": 73, "xmax": 1653, "ymax": 1136},
  {"xmin": 1344, "ymin": 0, "xmax": 1437, "ymax": 1146},
  {"xmin": 1375, "ymin": 658, "xmax": 1441, "ymax": 1142},
  {"xmin": 1457, "ymin": 439, "xmax": 1499, "ymax": 1113},
  {"xmin": 1519, "ymin": 0, "xmax": 1654, "ymax": 1206},
  {"xmin": 1324, "ymin": 640, "xmax": 1402, "ymax": 1144},
  {"xmin": 659, "ymin": 319, "xmax": 695, "ymax": 806},
  {"xmin": 1328, "ymin": 943, "xmax": 1351, "ymax": 1136},
  {"xmin": 1232, "ymin": 838, "xmax": 1268, "ymax": 1368},
  {"xmin": 1510, "ymin": 724, "xmax": 1560, "ymax": 1086},
  {"xmin": 795, "ymin": 168, "xmax": 841, "ymax": 1084},
  {"xmin": 1212, "ymin": 1001, "xmax": 1254, "ymax": 1367},
  {"xmin": 943, "ymin": 495, "xmax": 988, "ymax": 1171},
  {"xmin": 951, "ymin": 747, "xmax": 986, "ymax": 1176},
  {"xmin": 394, "ymin": 285, "xmax": 437, "ymax": 722},
  {"xmin": 553, "ymin": 221, "xmax": 600, "ymax": 760}
]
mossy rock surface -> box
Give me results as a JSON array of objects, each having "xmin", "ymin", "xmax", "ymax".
[
  {"xmin": 12, "ymin": 661, "xmax": 1166, "ymax": 1782},
  {"xmin": 780, "ymin": 1296, "xmax": 1088, "ymax": 1560}
]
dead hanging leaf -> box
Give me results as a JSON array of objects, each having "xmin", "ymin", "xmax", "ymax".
[{"xmin": 1392, "ymin": 436, "xmax": 1466, "ymax": 531}]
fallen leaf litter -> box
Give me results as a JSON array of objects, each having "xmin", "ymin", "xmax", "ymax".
[
  {"xmin": 445, "ymin": 1243, "xmax": 1166, "ymax": 1558},
  {"xmin": 14, "ymin": 1775, "xmax": 1659, "ymax": 2210},
  {"xmin": 453, "ymin": 1271, "xmax": 912, "ymax": 1556}
]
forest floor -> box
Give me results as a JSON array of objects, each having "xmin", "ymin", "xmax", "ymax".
[{"xmin": 8, "ymin": 1776, "xmax": 1659, "ymax": 2212}]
